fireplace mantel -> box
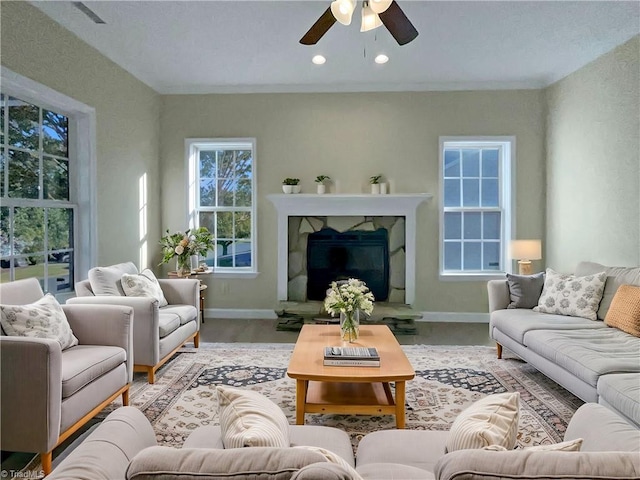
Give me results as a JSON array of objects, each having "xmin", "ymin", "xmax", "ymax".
[{"xmin": 267, "ymin": 193, "xmax": 432, "ymax": 305}]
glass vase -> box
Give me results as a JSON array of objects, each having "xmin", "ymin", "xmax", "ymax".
[
  {"xmin": 176, "ymin": 256, "xmax": 191, "ymax": 277},
  {"xmin": 340, "ymin": 310, "xmax": 360, "ymax": 343}
]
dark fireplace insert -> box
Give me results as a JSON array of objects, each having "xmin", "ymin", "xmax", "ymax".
[{"xmin": 306, "ymin": 228, "xmax": 389, "ymax": 301}]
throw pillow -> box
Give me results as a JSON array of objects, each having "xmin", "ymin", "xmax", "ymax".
[
  {"xmin": 604, "ymin": 284, "xmax": 640, "ymax": 337},
  {"xmin": 121, "ymin": 269, "xmax": 168, "ymax": 307},
  {"xmin": 445, "ymin": 392, "xmax": 520, "ymax": 452},
  {"xmin": 88, "ymin": 261, "xmax": 139, "ymax": 296},
  {"xmin": 482, "ymin": 438, "xmax": 583, "ymax": 452},
  {"xmin": 293, "ymin": 446, "xmax": 363, "ymax": 480},
  {"xmin": 216, "ymin": 385, "xmax": 290, "ymax": 448},
  {"xmin": 533, "ymin": 268, "xmax": 607, "ymax": 321},
  {"xmin": 0, "ymin": 293, "xmax": 79, "ymax": 350},
  {"xmin": 506, "ymin": 272, "xmax": 545, "ymax": 309}
]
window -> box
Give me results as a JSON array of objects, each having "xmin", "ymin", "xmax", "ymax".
[
  {"xmin": 439, "ymin": 137, "xmax": 514, "ymax": 279},
  {"xmin": 187, "ymin": 138, "xmax": 257, "ymax": 276}
]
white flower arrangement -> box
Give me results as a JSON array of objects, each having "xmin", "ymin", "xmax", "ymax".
[{"xmin": 324, "ymin": 278, "xmax": 375, "ymax": 316}]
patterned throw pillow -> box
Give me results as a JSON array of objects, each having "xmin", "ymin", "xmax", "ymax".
[
  {"xmin": 483, "ymin": 438, "xmax": 583, "ymax": 452},
  {"xmin": 605, "ymin": 284, "xmax": 640, "ymax": 337},
  {"xmin": 216, "ymin": 385, "xmax": 290, "ymax": 448},
  {"xmin": 121, "ymin": 269, "xmax": 168, "ymax": 307},
  {"xmin": 0, "ymin": 293, "xmax": 79, "ymax": 350},
  {"xmin": 533, "ymin": 268, "xmax": 607, "ymax": 321},
  {"xmin": 445, "ymin": 392, "xmax": 520, "ymax": 452}
]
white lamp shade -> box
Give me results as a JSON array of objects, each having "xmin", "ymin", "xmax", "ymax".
[
  {"xmin": 510, "ymin": 240, "xmax": 542, "ymax": 260},
  {"xmin": 370, "ymin": 0, "xmax": 393, "ymax": 14},
  {"xmin": 331, "ymin": 0, "xmax": 356, "ymax": 25},
  {"xmin": 360, "ymin": 4, "xmax": 382, "ymax": 31}
]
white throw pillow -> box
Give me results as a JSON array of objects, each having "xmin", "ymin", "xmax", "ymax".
[
  {"xmin": 216, "ymin": 385, "xmax": 290, "ymax": 448},
  {"xmin": 446, "ymin": 392, "xmax": 520, "ymax": 452},
  {"xmin": 121, "ymin": 269, "xmax": 168, "ymax": 307},
  {"xmin": 0, "ymin": 293, "xmax": 79, "ymax": 350},
  {"xmin": 293, "ymin": 446, "xmax": 363, "ymax": 480},
  {"xmin": 88, "ymin": 261, "xmax": 139, "ymax": 296},
  {"xmin": 534, "ymin": 268, "xmax": 607, "ymax": 321}
]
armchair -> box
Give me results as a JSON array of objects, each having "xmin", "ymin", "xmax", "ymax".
[
  {"xmin": 0, "ymin": 277, "xmax": 133, "ymax": 475},
  {"xmin": 68, "ymin": 262, "xmax": 200, "ymax": 384}
]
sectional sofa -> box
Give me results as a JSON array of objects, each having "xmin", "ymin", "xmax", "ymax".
[
  {"xmin": 488, "ymin": 261, "xmax": 640, "ymax": 427},
  {"xmin": 47, "ymin": 402, "xmax": 640, "ymax": 480}
]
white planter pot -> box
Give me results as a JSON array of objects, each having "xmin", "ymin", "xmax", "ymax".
[
  {"xmin": 371, "ymin": 183, "xmax": 381, "ymax": 195},
  {"xmin": 380, "ymin": 182, "xmax": 387, "ymax": 194},
  {"xmin": 282, "ymin": 185, "xmax": 293, "ymax": 194},
  {"xmin": 292, "ymin": 185, "xmax": 301, "ymax": 194},
  {"xmin": 316, "ymin": 184, "xmax": 326, "ymax": 194}
]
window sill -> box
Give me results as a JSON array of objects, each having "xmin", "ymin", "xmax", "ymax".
[
  {"xmin": 212, "ymin": 271, "xmax": 259, "ymax": 279},
  {"xmin": 439, "ymin": 272, "xmax": 508, "ymax": 282}
]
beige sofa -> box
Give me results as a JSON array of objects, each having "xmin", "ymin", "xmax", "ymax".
[
  {"xmin": 48, "ymin": 402, "xmax": 639, "ymax": 480},
  {"xmin": 69, "ymin": 262, "xmax": 200, "ymax": 383},
  {"xmin": 488, "ymin": 261, "xmax": 640, "ymax": 427}
]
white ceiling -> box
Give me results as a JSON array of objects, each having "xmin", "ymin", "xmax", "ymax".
[{"xmin": 32, "ymin": 1, "xmax": 640, "ymax": 94}]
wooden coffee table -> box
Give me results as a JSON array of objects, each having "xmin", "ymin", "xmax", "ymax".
[{"xmin": 287, "ymin": 324, "xmax": 415, "ymax": 428}]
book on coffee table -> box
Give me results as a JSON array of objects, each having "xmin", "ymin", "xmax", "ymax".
[{"xmin": 323, "ymin": 346, "xmax": 380, "ymax": 366}]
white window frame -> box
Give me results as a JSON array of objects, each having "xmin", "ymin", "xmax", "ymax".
[
  {"xmin": 1, "ymin": 67, "xmax": 97, "ymax": 298},
  {"xmin": 186, "ymin": 138, "xmax": 258, "ymax": 278},
  {"xmin": 439, "ymin": 136, "xmax": 515, "ymax": 281}
]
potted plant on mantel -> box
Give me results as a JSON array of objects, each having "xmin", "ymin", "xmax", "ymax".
[
  {"xmin": 282, "ymin": 178, "xmax": 301, "ymax": 194},
  {"xmin": 370, "ymin": 174, "xmax": 383, "ymax": 194},
  {"xmin": 315, "ymin": 175, "xmax": 330, "ymax": 194}
]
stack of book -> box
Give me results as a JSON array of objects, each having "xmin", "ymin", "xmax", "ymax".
[{"xmin": 323, "ymin": 346, "xmax": 380, "ymax": 366}]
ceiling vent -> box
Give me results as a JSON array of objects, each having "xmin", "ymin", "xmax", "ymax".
[{"xmin": 72, "ymin": 2, "xmax": 106, "ymax": 24}]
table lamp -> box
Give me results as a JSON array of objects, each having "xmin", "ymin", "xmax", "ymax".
[{"xmin": 510, "ymin": 240, "xmax": 542, "ymax": 275}]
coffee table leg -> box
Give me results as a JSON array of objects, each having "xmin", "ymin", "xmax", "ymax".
[
  {"xmin": 395, "ymin": 381, "xmax": 406, "ymax": 429},
  {"xmin": 296, "ymin": 379, "xmax": 308, "ymax": 425}
]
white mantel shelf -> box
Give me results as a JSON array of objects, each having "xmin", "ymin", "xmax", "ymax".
[{"xmin": 267, "ymin": 193, "xmax": 432, "ymax": 305}]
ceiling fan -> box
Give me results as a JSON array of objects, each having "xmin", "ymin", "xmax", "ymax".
[{"xmin": 300, "ymin": 0, "xmax": 418, "ymax": 46}]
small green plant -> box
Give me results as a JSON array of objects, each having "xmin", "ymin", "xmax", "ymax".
[
  {"xmin": 315, "ymin": 175, "xmax": 331, "ymax": 184},
  {"xmin": 369, "ymin": 174, "xmax": 383, "ymax": 184},
  {"xmin": 282, "ymin": 178, "xmax": 300, "ymax": 185}
]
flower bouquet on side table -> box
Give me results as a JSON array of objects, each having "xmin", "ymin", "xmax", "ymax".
[
  {"xmin": 159, "ymin": 227, "xmax": 215, "ymax": 276},
  {"xmin": 324, "ymin": 278, "xmax": 375, "ymax": 342}
]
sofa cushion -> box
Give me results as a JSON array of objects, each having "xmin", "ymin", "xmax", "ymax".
[
  {"xmin": 523, "ymin": 328, "xmax": 640, "ymax": 388},
  {"xmin": 158, "ymin": 313, "xmax": 181, "ymax": 338},
  {"xmin": 121, "ymin": 269, "xmax": 168, "ymax": 307},
  {"xmin": 217, "ymin": 385, "xmax": 290, "ymax": 448},
  {"xmin": 483, "ymin": 437, "xmax": 583, "ymax": 451},
  {"xmin": 293, "ymin": 447, "xmax": 362, "ymax": 480},
  {"xmin": 597, "ymin": 374, "xmax": 640, "ymax": 427},
  {"xmin": 61, "ymin": 345, "xmax": 126, "ymax": 398},
  {"xmin": 490, "ymin": 309, "xmax": 604, "ymax": 344},
  {"xmin": 356, "ymin": 463, "xmax": 434, "ymax": 480},
  {"xmin": 445, "ymin": 392, "xmax": 520, "ymax": 452},
  {"xmin": 575, "ymin": 261, "xmax": 640, "ymax": 320},
  {"xmin": 160, "ymin": 305, "xmax": 198, "ymax": 325},
  {"xmin": 565, "ymin": 403, "xmax": 640, "ymax": 452},
  {"xmin": 506, "ymin": 272, "xmax": 545, "ymax": 309},
  {"xmin": 89, "ymin": 262, "xmax": 139, "ymax": 296},
  {"xmin": 605, "ymin": 284, "xmax": 640, "ymax": 337},
  {"xmin": 292, "ymin": 463, "xmax": 359, "ymax": 480},
  {"xmin": 126, "ymin": 446, "xmax": 328, "ymax": 480},
  {"xmin": 534, "ymin": 268, "xmax": 607, "ymax": 320},
  {"xmin": 1, "ymin": 293, "xmax": 79, "ymax": 350}
]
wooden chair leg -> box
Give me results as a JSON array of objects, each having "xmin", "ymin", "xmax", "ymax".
[
  {"xmin": 41, "ymin": 451, "xmax": 52, "ymax": 476},
  {"xmin": 194, "ymin": 331, "xmax": 200, "ymax": 348},
  {"xmin": 122, "ymin": 387, "xmax": 130, "ymax": 406},
  {"xmin": 147, "ymin": 367, "xmax": 155, "ymax": 384},
  {"xmin": 496, "ymin": 342, "xmax": 503, "ymax": 359}
]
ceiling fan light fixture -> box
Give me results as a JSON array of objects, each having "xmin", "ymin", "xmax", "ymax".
[
  {"xmin": 312, "ymin": 54, "xmax": 327, "ymax": 65},
  {"xmin": 375, "ymin": 54, "xmax": 389, "ymax": 64},
  {"xmin": 360, "ymin": 3, "xmax": 382, "ymax": 32},
  {"xmin": 331, "ymin": 0, "xmax": 356, "ymax": 25},
  {"xmin": 369, "ymin": 0, "xmax": 392, "ymax": 14}
]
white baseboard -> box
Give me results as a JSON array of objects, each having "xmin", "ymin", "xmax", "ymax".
[
  {"xmin": 205, "ymin": 308, "xmax": 488, "ymax": 323},
  {"xmin": 419, "ymin": 312, "xmax": 489, "ymax": 323}
]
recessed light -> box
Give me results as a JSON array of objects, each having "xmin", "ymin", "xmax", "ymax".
[
  {"xmin": 312, "ymin": 55, "xmax": 326, "ymax": 65},
  {"xmin": 374, "ymin": 54, "xmax": 389, "ymax": 64}
]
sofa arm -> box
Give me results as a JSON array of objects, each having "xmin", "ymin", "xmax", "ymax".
[
  {"xmin": 67, "ymin": 296, "xmax": 160, "ymax": 366},
  {"xmin": 0, "ymin": 337, "xmax": 62, "ymax": 454},
  {"xmin": 158, "ymin": 278, "xmax": 199, "ymax": 308},
  {"xmin": 62, "ymin": 304, "xmax": 134, "ymax": 382},
  {"xmin": 487, "ymin": 279, "xmax": 510, "ymax": 312},
  {"xmin": 434, "ymin": 449, "xmax": 640, "ymax": 480},
  {"xmin": 565, "ymin": 403, "xmax": 640, "ymax": 452}
]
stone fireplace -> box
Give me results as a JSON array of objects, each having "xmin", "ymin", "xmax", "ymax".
[{"xmin": 268, "ymin": 194, "xmax": 431, "ymax": 305}]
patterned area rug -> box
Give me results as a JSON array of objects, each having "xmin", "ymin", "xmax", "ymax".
[
  {"xmin": 107, "ymin": 343, "xmax": 583, "ymax": 450},
  {"xmin": 17, "ymin": 343, "xmax": 584, "ymax": 475}
]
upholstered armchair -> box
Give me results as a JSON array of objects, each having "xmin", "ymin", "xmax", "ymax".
[
  {"xmin": 0, "ymin": 277, "xmax": 133, "ymax": 475},
  {"xmin": 68, "ymin": 262, "xmax": 200, "ymax": 384}
]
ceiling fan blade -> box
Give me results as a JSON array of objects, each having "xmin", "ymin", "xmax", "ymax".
[
  {"xmin": 300, "ymin": 7, "xmax": 337, "ymax": 45},
  {"xmin": 378, "ymin": 1, "xmax": 418, "ymax": 46}
]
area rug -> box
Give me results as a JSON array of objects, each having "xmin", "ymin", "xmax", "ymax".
[{"xmin": 20, "ymin": 343, "xmax": 584, "ymax": 475}]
